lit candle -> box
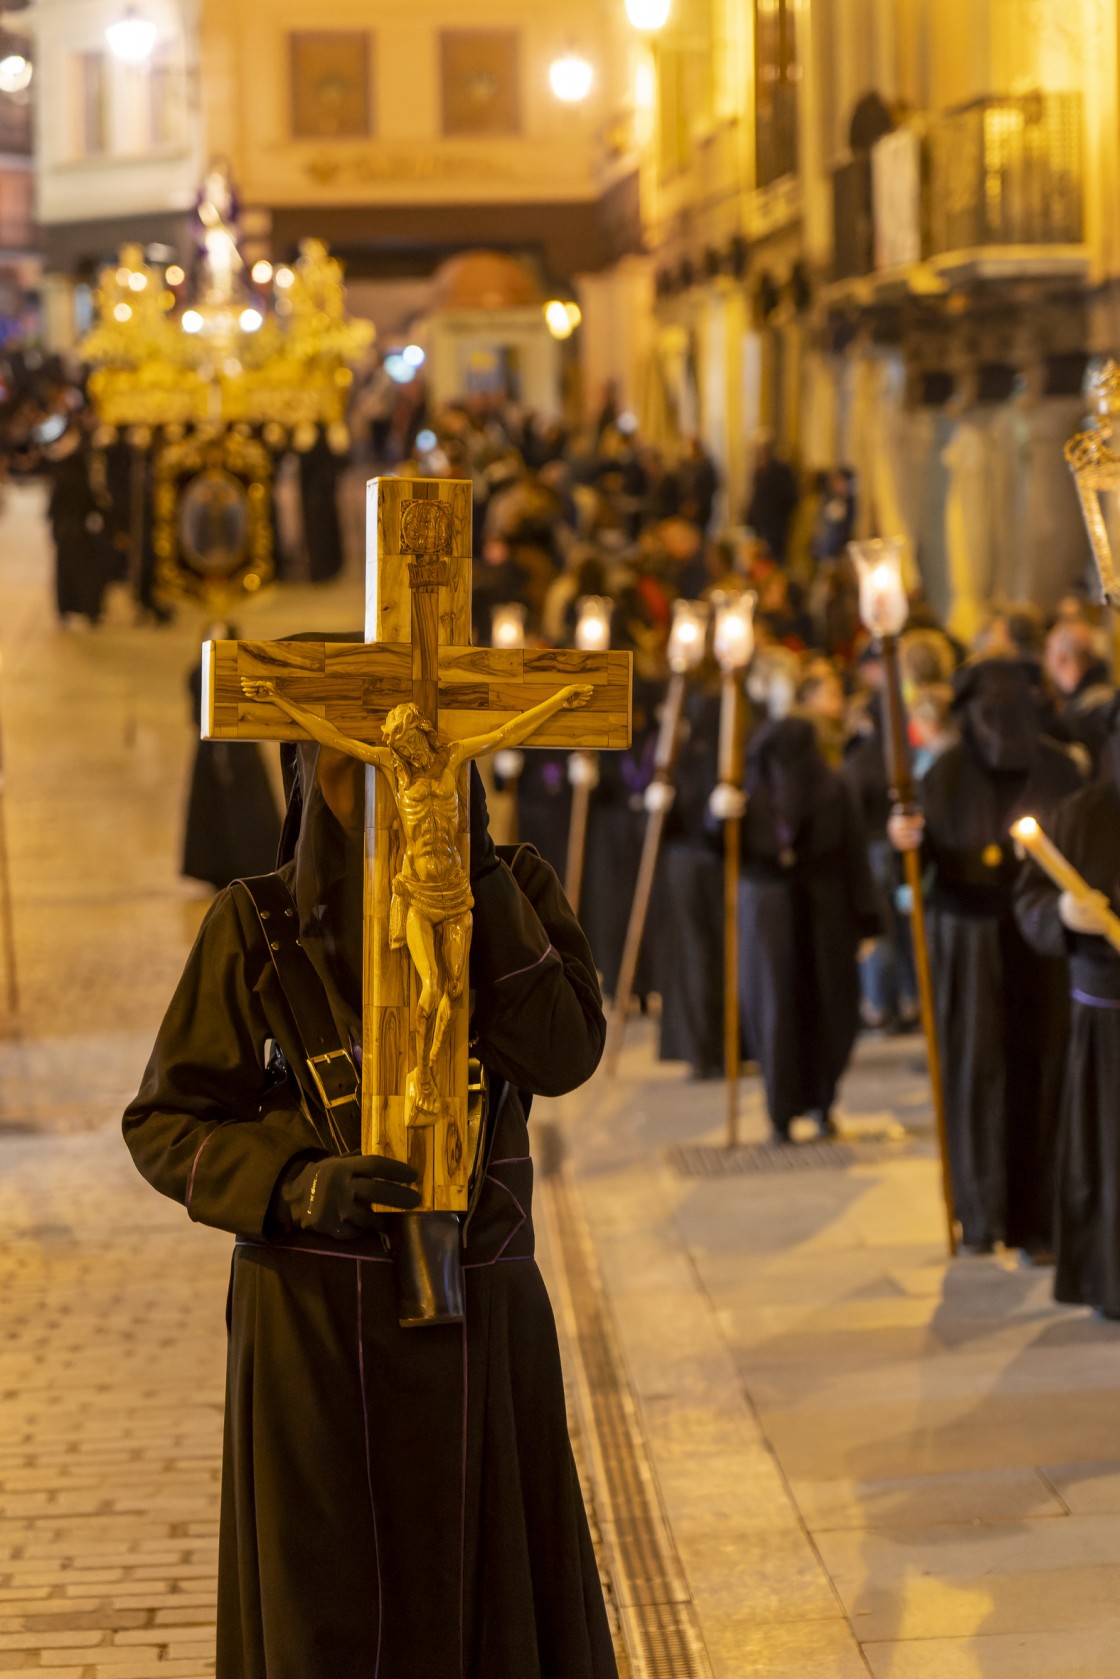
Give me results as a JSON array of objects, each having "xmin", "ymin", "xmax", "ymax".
[
  {"xmin": 667, "ymin": 599, "xmax": 710, "ymax": 674},
  {"xmin": 850, "ymin": 538, "xmax": 909, "ymax": 638},
  {"xmin": 1011, "ymin": 817, "xmax": 1120, "ymax": 953},
  {"xmin": 491, "ymin": 603, "xmax": 526, "ymax": 650},
  {"xmin": 575, "ymin": 596, "xmax": 612, "ymax": 652},
  {"xmin": 712, "ymin": 590, "xmax": 757, "ymax": 675}
]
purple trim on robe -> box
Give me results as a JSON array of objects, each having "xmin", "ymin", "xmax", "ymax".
[
  {"xmin": 1072, "ymin": 989, "xmax": 1120, "ymax": 1010},
  {"xmin": 493, "ymin": 944, "xmax": 555, "ymax": 984},
  {"xmin": 185, "ymin": 1126, "xmax": 220, "ymax": 1215}
]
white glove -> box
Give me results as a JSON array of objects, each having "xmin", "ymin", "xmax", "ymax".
[
  {"xmin": 493, "ymin": 749, "xmax": 524, "ymax": 781},
  {"xmin": 1059, "ymin": 889, "xmax": 1113, "ymax": 936},
  {"xmin": 567, "ymin": 751, "xmax": 600, "ymax": 789},
  {"xmin": 643, "ymin": 780, "xmax": 675, "ymax": 814},
  {"xmin": 708, "ymin": 784, "xmax": 747, "ymax": 822},
  {"xmin": 888, "ymin": 811, "xmax": 925, "ymax": 853}
]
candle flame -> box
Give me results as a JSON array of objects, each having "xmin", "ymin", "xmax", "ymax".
[{"xmin": 1012, "ymin": 816, "xmax": 1039, "ymax": 840}]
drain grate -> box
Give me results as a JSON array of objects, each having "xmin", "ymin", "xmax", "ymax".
[
  {"xmin": 668, "ymin": 1136, "xmax": 921, "ymax": 1176},
  {"xmin": 544, "ymin": 1153, "xmax": 712, "ymax": 1679}
]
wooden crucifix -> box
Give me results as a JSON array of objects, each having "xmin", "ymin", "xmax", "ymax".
[{"xmin": 201, "ymin": 477, "xmax": 632, "ymax": 1219}]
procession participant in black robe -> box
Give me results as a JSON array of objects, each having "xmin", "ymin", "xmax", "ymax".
[
  {"xmin": 580, "ymin": 676, "xmax": 660, "ymax": 999},
  {"xmin": 123, "ymin": 722, "xmax": 617, "ymax": 1679},
  {"xmin": 657, "ymin": 673, "xmax": 725, "ymax": 1079},
  {"xmin": 736, "ymin": 715, "xmax": 880, "ymax": 1140},
  {"xmin": 298, "ymin": 429, "xmax": 345, "ymax": 582},
  {"xmin": 181, "ymin": 637, "xmax": 282, "ymax": 891},
  {"xmin": 1015, "ymin": 710, "xmax": 1120, "ymax": 1316},
  {"xmin": 513, "ymin": 748, "xmax": 572, "ymax": 880},
  {"xmin": 890, "ymin": 659, "xmax": 1083, "ymax": 1254},
  {"xmin": 45, "ymin": 414, "xmax": 116, "ymax": 626}
]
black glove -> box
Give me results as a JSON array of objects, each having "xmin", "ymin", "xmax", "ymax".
[
  {"xmin": 469, "ymin": 763, "xmax": 500, "ymax": 884},
  {"xmin": 274, "ymin": 1152, "xmax": 420, "ymax": 1240}
]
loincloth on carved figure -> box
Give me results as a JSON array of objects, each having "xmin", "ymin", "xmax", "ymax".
[{"xmin": 389, "ymin": 867, "xmax": 474, "ymax": 947}]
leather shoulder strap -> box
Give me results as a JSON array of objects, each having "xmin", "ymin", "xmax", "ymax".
[{"xmin": 232, "ymin": 874, "xmax": 361, "ymax": 1154}]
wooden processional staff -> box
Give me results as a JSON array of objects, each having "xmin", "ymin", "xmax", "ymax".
[
  {"xmin": 850, "ymin": 541, "xmax": 957, "ymax": 1256},
  {"xmin": 604, "ymin": 598, "xmax": 710, "ymax": 1076},
  {"xmin": 202, "ymin": 478, "xmax": 632, "ymax": 1221},
  {"xmin": 564, "ymin": 596, "xmax": 613, "ymax": 911}
]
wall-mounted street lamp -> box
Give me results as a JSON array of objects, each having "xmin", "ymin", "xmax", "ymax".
[
  {"xmin": 549, "ymin": 51, "xmax": 594, "ymax": 104},
  {"xmin": 106, "ymin": 7, "xmax": 159, "ymax": 66},
  {"xmin": 544, "ymin": 299, "xmax": 582, "ymax": 341},
  {"xmin": 0, "ymin": 52, "xmax": 32, "ymax": 94},
  {"xmin": 624, "ymin": 0, "xmax": 671, "ymax": 32}
]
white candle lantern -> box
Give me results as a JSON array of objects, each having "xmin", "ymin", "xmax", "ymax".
[
  {"xmin": 667, "ymin": 599, "xmax": 710, "ymax": 674},
  {"xmin": 849, "ymin": 538, "xmax": 910, "ymax": 638},
  {"xmin": 490, "ymin": 603, "xmax": 526, "ymax": 650},
  {"xmin": 574, "ymin": 595, "xmax": 612, "ymax": 652},
  {"xmin": 712, "ymin": 590, "xmax": 757, "ymax": 674}
]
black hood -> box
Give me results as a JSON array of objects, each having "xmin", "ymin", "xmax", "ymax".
[
  {"xmin": 952, "ymin": 658, "xmax": 1041, "ymax": 774},
  {"xmin": 745, "ymin": 715, "xmax": 826, "ymax": 853},
  {"xmin": 274, "ymin": 631, "xmax": 366, "ymax": 1042}
]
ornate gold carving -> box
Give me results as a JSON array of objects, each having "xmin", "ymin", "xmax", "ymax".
[
  {"xmin": 401, "ymin": 499, "xmax": 453, "ymax": 557},
  {"xmin": 1065, "ymin": 358, "xmax": 1120, "ymax": 605},
  {"xmin": 153, "ymin": 430, "xmax": 274, "ymax": 611}
]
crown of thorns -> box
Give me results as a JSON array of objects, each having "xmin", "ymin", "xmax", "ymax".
[{"xmin": 382, "ymin": 702, "xmax": 438, "ymax": 748}]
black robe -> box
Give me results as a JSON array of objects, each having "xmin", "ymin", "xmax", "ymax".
[
  {"xmin": 578, "ymin": 686, "xmax": 660, "ymax": 1000},
  {"xmin": 47, "ymin": 436, "xmax": 117, "ymax": 622},
  {"xmin": 123, "ymin": 752, "xmax": 616, "ymax": 1679},
  {"xmin": 921, "ymin": 735, "xmax": 1083, "ymax": 1249},
  {"xmin": 1015, "ymin": 777, "xmax": 1120, "ymax": 1313},
  {"xmin": 182, "ymin": 664, "xmax": 282, "ymax": 891},
  {"xmin": 656, "ymin": 682, "xmax": 725, "ymax": 1079},
  {"xmin": 738, "ymin": 718, "xmax": 880, "ymax": 1135},
  {"xmin": 298, "ymin": 436, "xmax": 344, "ymax": 583}
]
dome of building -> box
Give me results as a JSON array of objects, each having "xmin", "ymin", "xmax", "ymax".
[{"xmin": 432, "ymin": 250, "xmax": 543, "ymax": 310}]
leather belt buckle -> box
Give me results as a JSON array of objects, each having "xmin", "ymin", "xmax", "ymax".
[{"xmin": 307, "ymin": 1049, "xmax": 360, "ymax": 1111}]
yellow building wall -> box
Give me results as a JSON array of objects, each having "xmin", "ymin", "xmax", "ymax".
[{"xmin": 199, "ymin": 0, "xmax": 612, "ymax": 211}]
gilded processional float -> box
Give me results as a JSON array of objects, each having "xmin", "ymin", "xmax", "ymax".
[{"xmin": 81, "ymin": 164, "xmax": 374, "ymax": 613}]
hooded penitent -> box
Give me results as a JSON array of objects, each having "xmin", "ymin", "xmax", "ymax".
[
  {"xmin": 736, "ymin": 715, "xmax": 880, "ymax": 1137},
  {"xmin": 921, "ymin": 658, "xmax": 1084, "ymax": 1252},
  {"xmin": 1016, "ymin": 694, "xmax": 1120, "ymax": 1315},
  {"xmin": 123, "ymin": 640, "xmax": 617, "ymax": 1679}
]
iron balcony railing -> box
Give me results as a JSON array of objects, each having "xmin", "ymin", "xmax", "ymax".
[{"xmin": 927, "ymin": 90, "xmax": 1084, "ymax": 255}]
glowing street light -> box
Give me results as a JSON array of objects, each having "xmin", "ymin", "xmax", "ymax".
[
  {"xmin": 165, "ymin": 264, "xmax": 185, "ymax": 286},
  {"xmin": 549, "ymin": 52, "xmax": 594, "ymax": 103},
  {"xmin": 625, "ymin": 0, "xmax": 671, "ymax": 31},
  {"xmin": 106, "ymin": 8, "xmax": 158, "ymax": 66},
  {"xmin": 239, "ymin": 307, "xmax": 263, "ymax": 333},
  {"xmin": 181, "ymin": 309, "xmax": 204, "ymax": 334},
  {"xmin": 251, "ymin": 260, "xmax": 274, "ymax": 285},
  {"xmin": 544, "ymin": 299, "xmax": 581, "ymax": 340},
  {"xmin": 0, "ymin": 54, "xmax": 33, "ymax": 94}
]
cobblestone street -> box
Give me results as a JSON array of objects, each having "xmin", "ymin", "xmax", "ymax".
[{"xmin": 5, "ymin": 482, "xmax": 1120, "ymax": 1677}]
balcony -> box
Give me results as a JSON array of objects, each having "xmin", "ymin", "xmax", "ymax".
[
  {"xmin": 828, "ymin": 91, "xmax": 1087, "ymax": 297},
  {"xmin": 925, "ymin": 91, "xmax": 1085, "ymax": 280}
]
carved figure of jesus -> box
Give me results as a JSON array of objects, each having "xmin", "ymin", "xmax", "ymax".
[{"xmin": 243, "ymin": 677, "xmax": 592, "ymax": 1117}]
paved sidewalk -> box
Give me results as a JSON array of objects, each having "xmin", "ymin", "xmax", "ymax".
[{"xmin": 549, "ymin": 1024, "xmax": 1120, "ymax": 1678}]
